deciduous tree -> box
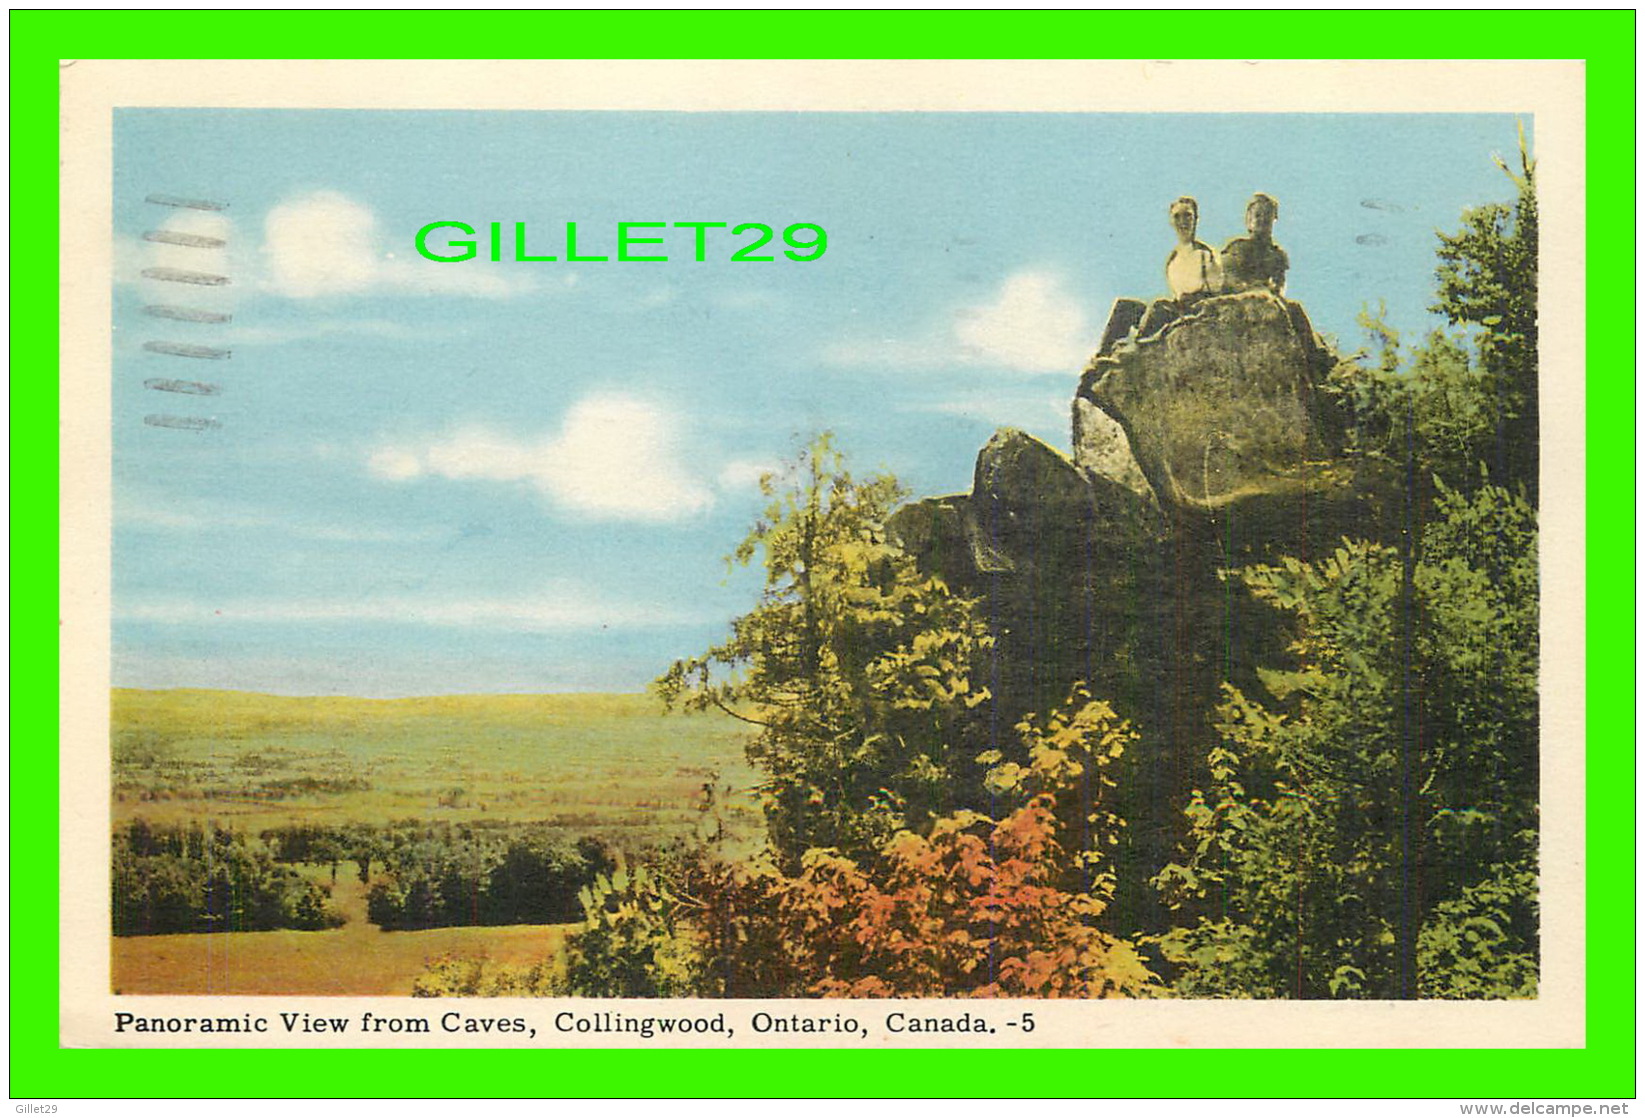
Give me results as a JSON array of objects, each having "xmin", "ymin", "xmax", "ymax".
[{"xmin": 656, "ymin": 434, "xmax": 994, "ymax": 865}]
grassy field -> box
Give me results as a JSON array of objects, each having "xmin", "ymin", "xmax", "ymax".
[
  {"xmin": 112, "ymin": 688, "xmax": 762, "ymax": 844},
  {"xmin": 110, "ymin": 688, "xmax": 761, "ymax": 995},
  {"xmin": 112, "ymin": 874, "xmax": 570, "ymax": 996}
]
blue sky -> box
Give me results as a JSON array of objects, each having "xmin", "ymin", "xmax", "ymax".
[{"xmin": 112, "ymin": 110, "xmax": 1523, "ymax": 696}]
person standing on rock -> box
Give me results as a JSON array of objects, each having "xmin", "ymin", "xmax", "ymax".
[{"xmin": 1220, "ymin": 192, "xmax": 1289, "ymax": 295}]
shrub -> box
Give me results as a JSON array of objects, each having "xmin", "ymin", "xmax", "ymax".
[
  {"xmin": 410, "ymin": 954, "xmax": 561, "ymax": 998},
  {"xmin": 560, "ymin": 857, "xmax": 703, "ymax": 998}
]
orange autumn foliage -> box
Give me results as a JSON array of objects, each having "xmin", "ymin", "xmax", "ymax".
[
  {"xmin": 691, "ymin": 689, "xmax": 1158, "ymax": 998},
  {"xmin": 761, "ymin": 795, "xmax": 1154, "ymax": 998}
]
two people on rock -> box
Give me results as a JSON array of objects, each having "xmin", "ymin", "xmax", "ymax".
[
  {"xmin": 1167, "ymin": 192, "xmax": 1288, "ymax": 301},
  {"xmin": 1123, "ymin": 192, "xmax": 1288, "ymax": 343}
]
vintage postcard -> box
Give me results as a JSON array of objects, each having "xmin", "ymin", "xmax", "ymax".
[{"xmin": 60, "ymin": 59, "xmax": 1585, "ymax": 1049}]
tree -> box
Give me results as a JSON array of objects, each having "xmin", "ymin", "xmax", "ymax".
[
  {"xmin": 1432, "ymin": 127, "xmax": 1538, "ymax": 498},
  {"xmin": 655, "ymin": 434, "xmax": 994, "ymax": 866},
  {"xmin": 112, "ymin": 822, "xmax": 342, "ymax": 935},
  {"xmin": 1154, "ymin": 483, "xmax": 1538, "ymax": 998},
  {"xmin": 1330, "ymin": 310, "xmax": 1514, "ymax": 499}
]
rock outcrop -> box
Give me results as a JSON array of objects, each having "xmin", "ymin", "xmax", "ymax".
[
  {"xmin": 887, "ymin": 285, "xmax": 1394, "ymax": 930},
  {"xmin": 1077, "ymin": 290, "xmax": 1333, "ymax": 511},
  {"xmin": 892, "ymin": 429, "xmax": 1167, "ymax": 730}
]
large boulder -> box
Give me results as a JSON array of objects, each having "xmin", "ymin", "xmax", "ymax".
[
  {"xmin": 889, "ymin": 431, "xmax": 1166, "ymax": 719},
  {"xmin": 1071, "ymin": 395, "xmax": 1155, "ymax": 501},
  {"xmin": 1078, "ymin": 290, "xmax": 1333, "ymax": 510},
  {"xmin": 891, "ymin": 427, "xmax": 1163, "ymax": 588},
  {"xmin": 969, "ymin": 428, "xmax": 1132, "ymax": 573}
]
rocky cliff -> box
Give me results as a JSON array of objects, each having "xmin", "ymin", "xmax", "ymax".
[{"xmin": 888, "ymin": 290, "xmax": 1396, "ymax": 927}]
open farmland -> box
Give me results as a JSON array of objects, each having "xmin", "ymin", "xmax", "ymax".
[
  {"xmin": 112, "ymin": 689, "xmax": 763, "ymax": 847},
  {"xmin": 110, "ymin": 689, "xmax": 762, "ymax": 995}
]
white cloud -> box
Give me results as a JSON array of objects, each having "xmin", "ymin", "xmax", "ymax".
[
  {"xmin": 953, "ymin": 271, "xmax": 1091, "ymax": 372},
  {"xmin": 369, "ymin": 392, "xmax": 714, "ymax": 522},
  {"xmin": 118, "ymin": 584, "xmax": 707, "ymax": 631},
  {"xmin": 824, "ymin": 268, "xmax": 1094, "ymax": 376},
  {"xmin": 365, "ymin": 447, "xmax": 423, "ymax": 481},
  {"xmin": 264, "ymin": 192, "xmax": 378, "ymax": 297},
  {"xmin": 717, "ymin": 459, "xmax": 781, "ymax": 491},
  {"xmin": 261, "ymin": 190, "xmax": 533, "ymax": 300}
]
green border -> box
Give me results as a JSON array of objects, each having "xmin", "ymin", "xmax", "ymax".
[{"xmin": 11, "ymin": 10, "xmax": 1635, "ymax": 1100}]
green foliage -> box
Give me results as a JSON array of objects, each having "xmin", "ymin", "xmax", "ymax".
[
  {"xmin": 409, "ymin": 954, "xmax": 491, "ymax": 996},
  {"xmin": 408, "ymin": 849, "xmax": 733, "ymax": 999},
  {"xmin": 1414, "ymin": 482, "xmax": 1540, "ymax": 832},
  {"xmin": 1417, "ymin": 838, "xmax": 1538, "ymax": 999},
  {"xmin": 1404, "ymin": 332, "xmax": 1511, "ymax": 492},
  {"xmin": 112, "ymin": 821, "xmax": 344, "ymax": 935},
  {"xmin": 1323, "ymin": 304, "xmax": 1408, "ymax": 463},
  {"xmin": 362, "ymin": 825, "xmax": 614, "ymax": 930},
  {"xmin": 410, "ymin": 954, "xmax": 561, "ymax": 998},
  {"xmin": 1328, "ymin": 315, "xmax": 1512, "ymax": 497},
  {"xmin": 408, "ymin": 852, "xmax": 699, "ymax": 999},
  {"xmin": 1432, "ymin": 127, "xmax": 1538, "ymax": 494},
  {"xmin": 656, "ymin": 433, "xmax": 994, "ymax": 865},
  {"xmin": 1155, "ymin": 484, "xmax": 1538, "ymax": 998},
  {"xmin": 560, "ymin": 855, "xmax": 703, "ymax": 997},
  {"xmin": 484, "ymin": 835, "xmax": 617, "ymax": 924},
  {"xmin": 262, "ymin": 822, "xmax": 366, "ymax": 878}
]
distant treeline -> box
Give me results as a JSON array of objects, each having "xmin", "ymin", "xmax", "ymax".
[
  {"xmin": 361, "ymin": 827, "xmax": 616, "ymax": 931},
  {"xmin": 113, "ymin": 819, "xmax": 620, "ymax": 936},
  {"xmin": 113, "ymin": 820, "xmax": 344, "ymax": 936}
]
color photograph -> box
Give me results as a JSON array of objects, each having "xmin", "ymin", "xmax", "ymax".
[{"xmin": 105, "ymin": 103, "xmax": 1545, "ymax": 1006}]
